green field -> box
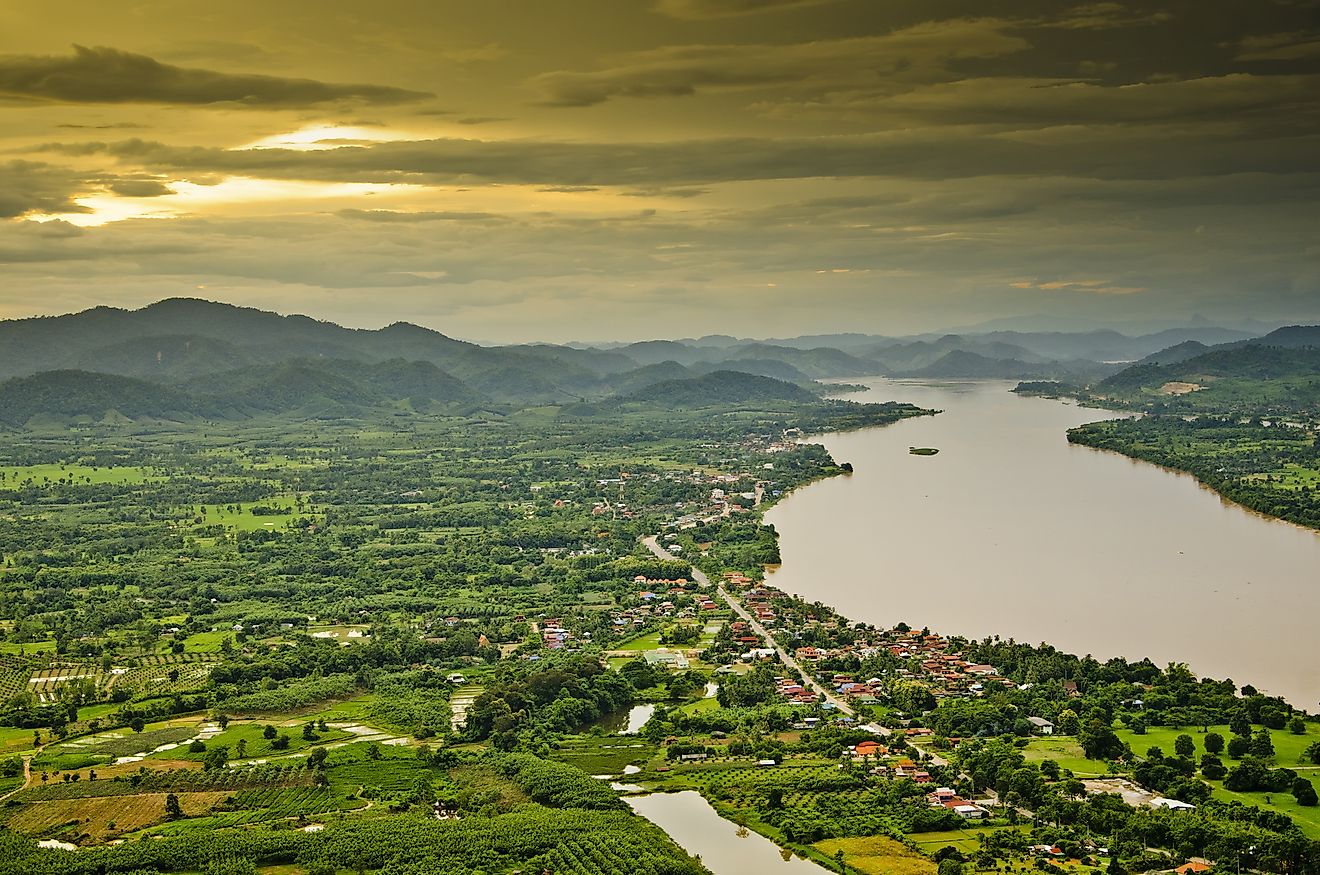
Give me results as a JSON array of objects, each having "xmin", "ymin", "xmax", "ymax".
[
  {"xmin": 0, "ymin": 464, "xmax": 155, "ymax": 488},
  {"xmin": 154, "ymin": 720, "xmax": 356, "ymax": 762},
  {"xmin": 614, "ymin": 630, "xmax": 665, "ymax": 651},
  {"xmin": 1026, "ymin": 723, "xmax": 1320, "ymax": 837},
  {"xmin": 195, "ymin": 499, "xmax": 305, "ymax": 532},
  {"xmin": 1022, "ymin": 737, "xmax": 1109, "ymax": 776}
]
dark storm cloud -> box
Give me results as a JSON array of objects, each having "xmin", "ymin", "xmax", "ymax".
[
  {"xmin": 0, "ymin": 160, "xmax": 88, "ymax": 218},
  {"xmin": 532, "ymin": 22, "xmax": 1028, "ymax": 106},
  {"xmin": 0, "ymin": 45, "xmax": 431, "ymax": 106},
  {"xmin": 104, "ymin": 178, "xmax": 174, "ymax": 197},
  {"xmin": 653, "ymin": 0, "xmax": 834, "ymax": 19},
  {"xmin": 63, "ymin": 125, "xmax": 1318, "ymax": 187}
]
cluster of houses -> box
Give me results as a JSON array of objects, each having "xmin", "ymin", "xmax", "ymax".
[
  {"xmin": 773, "ymin": 675, "xmax": 820, "ymax": 705},
  {"xmin": 634, "ymin": 576, "xmax": 720, "ymax": 615},
  {"xmin": 926, "ymin": 786, "xmax": 989, "ymax": 820},
  {"xmin": 539, "ymin": 619, "xmax": 573, "ymax": 650},
  {"xmin": 716, "ymin": 581, "xmax": 1024, "ymax": 706}
]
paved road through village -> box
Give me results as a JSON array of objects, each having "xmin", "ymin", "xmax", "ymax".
[{"xmin": 641, "ymin": 535, "xmax": 858, "ymax": 718}]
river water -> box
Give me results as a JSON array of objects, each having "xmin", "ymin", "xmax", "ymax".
[
  {"xmin": 626, "ymin": 791, "xmax": 823, "ymax": 873},
  {"xmin": 763, "ymin": 378, "xmax": 1320, "ymax": 709}
]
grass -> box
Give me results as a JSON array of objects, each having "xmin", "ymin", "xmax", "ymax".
[
  {"xmin": 0, "ymin": 724, "xmax": 41, "ymax": 754},
  {"xmin": 910, "ymin": 825, "xmax": 1022, "ymax": 854},
  {"xmin": 194, "ymin": 499, "xmax": 305, "ymax": 532},
  {"xmin": 1027, "ymin": 723, "xmax": 1320, "ymax": 838},
  {"xmin": 677, "ymin": 696, "xmax": 722, "ymax": 715},
  {"xmin": 50, "ymin": 726, "xmax": 197, "ymax": 763},
  {"xmin": 552, "ymin": 736, "xmax": 657, "ymax": 775},
  {"xmin": 1022, "ymin": 738, "xmax": 1107, "ymax": 776},
  {"xmin": 0, "ymin": 464, "xmax": 155, "ymax": 489},
  {"xmin": 5, "ymin": 790, "xmax": 228, "ymax": 843},
  {"xmin": 1123, "ymin": 723, "xmax": 1319, "ymax": 765},
  {"xmin": 0, "ymin": 639, "xmax": 55, "ymax": 655},
  {"xmin": 174, "ymin": 630, "xmax": 231, "ymax": 653},
  {"xmin": 814, "ymin": 835, "xmax": 937, "ymax": 875},
  {"xmin": 159, "ymin": 721, "xmax": 354, "ymax": 762},
  {"xmin": 614, "ymin": 630, "xmax": 666, "ymax": 651}
]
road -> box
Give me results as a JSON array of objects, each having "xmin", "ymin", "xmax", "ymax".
[
  {"xmin": 642, "ymin": 535, "xmax": 856, "ymax": 717},
  {"xmin": 0, "ymin": 756, "xmax": 31, "ymax": 803}
]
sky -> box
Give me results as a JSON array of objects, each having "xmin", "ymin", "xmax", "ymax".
[{"xmin": 1, "ymin": 0, "xmax": 1318, "ymax": 342}]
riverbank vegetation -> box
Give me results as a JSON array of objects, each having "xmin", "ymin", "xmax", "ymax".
[{"xmin": 1016, "ymin": 329, "xmax": 1320, "ymax": 530}]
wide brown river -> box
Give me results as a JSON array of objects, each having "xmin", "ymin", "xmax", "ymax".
[{"xmin": 764, "ymin": 378, "xmax": 1320, "ymax": 709}]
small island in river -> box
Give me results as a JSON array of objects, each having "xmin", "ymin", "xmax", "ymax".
[{"xmin": 909, "ymin": 446, "xmax": 939, "ymax": 455}]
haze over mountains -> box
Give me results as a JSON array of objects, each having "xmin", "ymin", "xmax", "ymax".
[{"xmin": 0, "ymin": 298, "xmax": 1313, "ymax": 428}]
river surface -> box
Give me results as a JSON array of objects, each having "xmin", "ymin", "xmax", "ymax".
[
  {"xmin": 763, "ymin": 378, "xmax": 1320, "ymax": 709},
  {"xmin": 626, "ymin": 791, "xmax": 823, "ymax": 872}
]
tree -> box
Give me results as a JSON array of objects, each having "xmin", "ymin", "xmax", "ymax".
[
  {"xmin": 1287, "ymin": 716, "xmax": 1307, "ymax": 735},
  {"xmin": 1303, "ymin": 741, "xmax": 1320, "ymax": 765},
  {"xmin": 129, "ymin": 717, "xmax": 145, "ymax": 734},
  {"xmin": 262, "ymin": 724, "xmax": 277, "ymax": 740},
  {"xmin": 938, "ymin": 859, "xmax": 963, "ymax": 875},
  {"xmin": 235, "ymin": 738, "xmax": 247, "ymax": 758},
  {"xmin": 307, "ymin": 746, "xmax": 328, "ymax": 769},
  {"xmin": 1226, "ymin": 735, "xmax": 1250, "ymax": 759},
  {"xmin": 165, "ymin": 792, "xmax": 183, "ymax": 819},
  {"xmin": 1174, "ymin": 734, "xmax": 1195, "ymax": 758},
  {"xmin": 270, "ymin": 734, "xmax": 290, "ymax": 750},
  {"xmin": 1080, "ymin": 719, "xmax": 1125, "ymax": 761},
  {"xmin": 1201, "ymin": 755, "xmax": 1226, "ymax": 781},
  {"xmin": 1056, "ymin": 709, "xmax": 1079, "ymax": 736},
  {"xmin": 1250, "ymin": 726, "xmax": 1275, "ymax": 760},
  {"xmin": 203, "ymin": 745, "xmax": 229, "ymax": 771},
  {"xmin": 1203, "ymin": 732, "xmax": 1224, "ymax": 755},
  {"xmin": 1293, "ymin": 777, "xmax": 1318, "ymax": 806},
  {"xmin": 217, "ymin": 713, "xmax": 230, "ymax": 730}
]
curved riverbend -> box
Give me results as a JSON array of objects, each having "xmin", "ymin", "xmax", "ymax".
[{"xmin": 764, "ymin": 378, "xmax": 1320, "ymax": 709}]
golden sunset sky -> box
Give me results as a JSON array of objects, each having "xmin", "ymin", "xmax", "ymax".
[{"xmin": 2, "ymin": 0, "xmax": 1317, "ymax": 340}]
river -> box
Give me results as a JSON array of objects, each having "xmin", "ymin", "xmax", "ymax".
[
  {"xmin": 626, "ymin": 791, "xmax": 823, "ymax": 873},
  {"xmin": 763, "ymin": 378, "xmax": 1320, "ymax": 709}
]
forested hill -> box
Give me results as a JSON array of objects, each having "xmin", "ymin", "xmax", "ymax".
[
  {"xmin": 1094, "ymin": 344, "xmax": 1320, "ymax": 414},
  {"xmin": 618, "ymin": 371, "xmax": 818, "ymax": 407},
  {"xmin": 0, "ymin": 359, "xmax": 485, "ymax": 427}
]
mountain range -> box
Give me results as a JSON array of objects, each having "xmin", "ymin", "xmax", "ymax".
[{"xmin": 0, "ymin": 299, "xmax": 1313, "ymax": 428}]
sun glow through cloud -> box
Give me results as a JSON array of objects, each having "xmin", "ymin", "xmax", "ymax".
[
  {"xmin": 238, "ymin": 124, "xmax": 419, "ymax": 151},
  {"xmin": 27, "ymin": 177, "xmax": 430, "ymax": 226}
]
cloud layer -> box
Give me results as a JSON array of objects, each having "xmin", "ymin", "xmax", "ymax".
[
  {"xmin": 0, "ymin": 1, "xmax": 1316, "ymax": 339},
  {"xmin": 0, "ymin": 45, "xmax": 430, "ymax": 106}
]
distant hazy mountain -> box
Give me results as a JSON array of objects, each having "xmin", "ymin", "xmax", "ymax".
[
  {"xmin": 689, "ymin": 358, "xmax": 813, "ymax": 384},
  {"xmin": 900, "ymin": 350, "xmax": 1119, "ymax": 381}
]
